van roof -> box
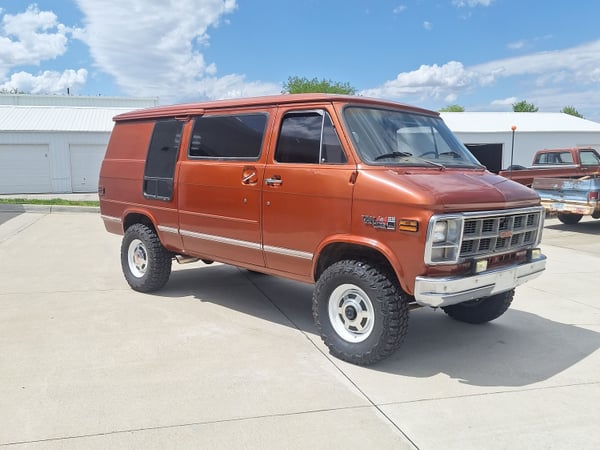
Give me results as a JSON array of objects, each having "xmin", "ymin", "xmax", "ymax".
[{"xmin": 112, "ymin": 93, "xmax": 438, "ymax": 122}]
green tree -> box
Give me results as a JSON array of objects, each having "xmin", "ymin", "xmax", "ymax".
[
  {"xmin": 512, "ymin": 100, "xmax": 538, "ymax": 112},
  {"xmin": 561, "ymin": 106, "xmax": 584, "ymax": 119},
  {"xmin": 439, "ymin": 104, "xmax": 465, "ymax": 112},
  {"xmin": 282, "ymin": 76, "xmax": 357, "ymax": 95},
  {"xmin": 0, "ymin": 88, "xmax": 26, "ymax": 94}
]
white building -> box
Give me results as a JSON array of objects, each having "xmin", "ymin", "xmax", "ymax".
[
  {"xmin": 441, "ymin": 112, "xmax": 600, "ymax": 172},
  {"xmin": 0, "ymin": 94, "xmax": 156, "ymax": 194}
]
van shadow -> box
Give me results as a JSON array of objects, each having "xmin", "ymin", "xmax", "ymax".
[{"xmin": 158, "ymin": 264, "xmax": 600, "ymax": 388}]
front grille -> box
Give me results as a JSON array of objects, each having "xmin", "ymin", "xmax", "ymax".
[{"xmin": 460, "ymin": 210, "xmax": 542, "ymax": 258}]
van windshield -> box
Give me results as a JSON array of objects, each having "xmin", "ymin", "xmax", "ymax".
[{"xmin": 343, "ymin": 106, "xmax": 482, "ymax": 168}]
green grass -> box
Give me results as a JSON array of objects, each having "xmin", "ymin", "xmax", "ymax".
[{"xmin": 0, "ymin": 198, "xmax": 99, "ymax": 207}]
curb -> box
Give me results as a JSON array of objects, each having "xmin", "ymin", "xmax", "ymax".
[{"xmin": 0, "ymin": 204, "xmax": 99, "ymax": 213}]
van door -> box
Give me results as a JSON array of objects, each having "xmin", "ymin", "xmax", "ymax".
[
  {"xmin": 178, "ymin": 111, "xmax": 270, "ymax": 267},
  {"xmin": 262, "ymin": 107, "xmax": 356, "ymax": 278}
]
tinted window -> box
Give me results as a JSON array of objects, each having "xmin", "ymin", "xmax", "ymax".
[
  {"xmin": 189, "ymin": 114, "xmax": 267, "ymax": 159},
  {"xmin": 275, "ymin": 111, "xmax": 346, "ymax": 164},
  {"xmin": 143, "ymin": 119, "xmax": 183, "ymax": 200}
]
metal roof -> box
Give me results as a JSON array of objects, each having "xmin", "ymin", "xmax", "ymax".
[
  {"xmin": 440, "ymin": 112, "xmax": 600, "ymax": 133},
  {"xmin": 0, "ymin": 105, "xmax": 135, "ymax": 132}
]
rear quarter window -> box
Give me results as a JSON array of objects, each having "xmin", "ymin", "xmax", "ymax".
[{"xmin": 143, "ymin": 119, "xmax": 183, "ymax": 200}]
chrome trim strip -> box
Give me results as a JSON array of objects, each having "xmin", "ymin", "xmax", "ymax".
[
  {"xmin": 100, "ymin": 214, "xmax": 122, "ymax": 224},
  {"xmin": 263, "ymin": 245, "xmax": 313, "ymax": 260},
  {"xmin": 158, "ymin": 225, "xmax": 179, "ymax": 235},
  {"xmin": 178, "ymin": 229, "xmax": 312, "ymax": 259},
  {"xmin": 180, "ymin": 229, "xmax": 262, "ymax": 251},
  {"xmin": 414, "ymin": 253, "xmax": 547, "ymax": 308}
]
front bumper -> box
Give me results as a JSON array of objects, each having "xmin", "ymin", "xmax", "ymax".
[{"xmin": 413, "ymin": 253, "xmax": 547, "ymax": 308}]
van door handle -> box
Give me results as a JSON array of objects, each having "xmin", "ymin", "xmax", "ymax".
[
  {"xmin": 242, "ymin": 166, "xmax": 258, "ymax": 185},
  {"xmin": 265, "ymin": 176, "xmax": 283, "ymax": 186}
]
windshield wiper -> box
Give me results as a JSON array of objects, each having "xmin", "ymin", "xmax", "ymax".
[
  {"xmin": 374, "ymin": 151, "xmax": 413, "ymax": 161},
  {"xmin": 374, "ymin": 151, "xmax": 446, "ymax": 169}
]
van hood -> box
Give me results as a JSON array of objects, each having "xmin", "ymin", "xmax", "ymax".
[{"xmin": 357, "ymin": 168, "xmax": 540, "ymax": 212}]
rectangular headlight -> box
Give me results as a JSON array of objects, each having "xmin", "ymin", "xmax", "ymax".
[
  {"xmin": 432, "ymin": 221, "xmax": 448, "ymax": 243},
  {"xmin": 425, "ymin": 216, "xmax": 463, "ymax": 264}
]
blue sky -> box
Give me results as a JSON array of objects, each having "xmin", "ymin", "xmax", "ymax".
[{"xmin": 2, "ymin": 1, "xmax": 600, "ymax": 120}]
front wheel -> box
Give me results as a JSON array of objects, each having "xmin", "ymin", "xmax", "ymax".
[
  {"xmin": 121, "ymin": 223, "xmax": 172, "ymax": 292},
  {"xmin": 312, "ymin": 260, "xmax": 409, "ymax": 365},
  {"xmin": 442, "ymin": 289, "xmax": 514, "ymax": 324},
  {"xmin": 557, "ymin": 213, "xmax": 583, "ymax": 225}
]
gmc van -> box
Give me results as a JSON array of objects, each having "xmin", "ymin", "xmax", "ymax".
[{"xmin": 99, "ymin": 94, "xmax": 546, "ymax": 365}]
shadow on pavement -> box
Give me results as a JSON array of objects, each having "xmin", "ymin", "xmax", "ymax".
[
  {"xmin": 156, "ymin": 263, "xmax": 600, "ymax": 388},
  {"xmin": 0, "ymin": 211, "xmax": 23, "ymax": 227},
  {"xmin": 545, "ymin": 219, "xmax": 600, "ymax": 234}
]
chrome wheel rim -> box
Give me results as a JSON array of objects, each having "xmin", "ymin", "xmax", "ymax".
[
  {"xmin": 328, "ymin": 284, "xmax": 374, "ymax": 343},
  {"xmin": 128, "ymin": 239, "xmax": 148, "ymax": 278}
]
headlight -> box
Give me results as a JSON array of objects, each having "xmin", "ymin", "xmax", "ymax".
[
  {"xmin": 426, "ymin": 216, "xmax": 463, "ymax": 264},
  {"xmin": 432, "ymin": 221, "xmax": 447, "ymax": 243}
]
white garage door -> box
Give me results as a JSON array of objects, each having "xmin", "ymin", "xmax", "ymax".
[
  {"xmin": 0, "ymin": 144, "xmax": 52, "ymax": 194},
  {"xmin": 70, "ymin": 144, "xmax": 106, "ymax": 193}
]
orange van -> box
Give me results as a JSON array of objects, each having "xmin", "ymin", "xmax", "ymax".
[{"xmin": 99, "ymin": 94, "xmax": 546, "ymax": 365}]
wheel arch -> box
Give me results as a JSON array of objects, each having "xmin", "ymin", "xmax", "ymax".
[
  {"xmin": 122, "ymin": 209, "xmax": 158, "ymax": 233},
  {"xmin": 313, "ymin": 237, "xmax": 407, "ymax": 292}
]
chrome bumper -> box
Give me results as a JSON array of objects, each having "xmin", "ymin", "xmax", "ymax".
[{"xmin": 413, "ymin": 254, "xmax": 547, "ymax": 308}]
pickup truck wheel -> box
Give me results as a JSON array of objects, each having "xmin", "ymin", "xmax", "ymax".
[
  {"xmin": 442, "ymin": 289, "xmax": 514, "ymax": 324},
  {"xmin": 121, "ymin": 223, "xmax": 172, "ymax": 292},
  {"xmin": 313, "ymin": 260, "xmax": 409, "ymax": 365},
  {"xmin": 557, "ymin": 213, "xmax": 583, "ymax": 225}
]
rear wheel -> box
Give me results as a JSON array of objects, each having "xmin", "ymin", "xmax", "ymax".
[
  {"xmin": 313, "ymin": 260, "xmax": 409, "ymax": 365},
  {"xmin": 121, "ymin": 223, "xmax": 172, "ymax": 292},
  {"xmin": 442, "ymin": 289, "xmax": 514, "ymax": 324},
  {"xmin": 557, "ymin": 213, "xmax": 583, "ymax": 225}
]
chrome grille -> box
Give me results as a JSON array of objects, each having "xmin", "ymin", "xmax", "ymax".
[{"xmin": 460, "ymin": 210, "xmax": 543, "ymax": 258}]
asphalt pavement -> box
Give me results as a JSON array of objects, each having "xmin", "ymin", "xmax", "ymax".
[{"xmin": 0, "ymin": 209, "xmax": 599, "ymax": 449}]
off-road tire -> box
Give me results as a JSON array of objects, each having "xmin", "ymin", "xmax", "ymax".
[
  {"xmin": 121, "ymin": 223, "xmax": 172, "ymax": 292},
  {"xmin": 442, "ymin": 289, "xmax": 514, "ymax": 324},
  {"xmin": 313, "ymin": 260, "xmax": 409, "ymax": 365},
  {"xmin": 557, "ymin": 213, "xmax": 583, "ymax": 225}
]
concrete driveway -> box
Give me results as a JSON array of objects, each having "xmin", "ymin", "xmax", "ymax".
[{"xmin": 1, "ymin": 211, "xmax": 599, "ymax": 449}]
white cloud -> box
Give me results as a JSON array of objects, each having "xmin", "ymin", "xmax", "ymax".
[
  {"xmin": 491, "ymin": 97, "xmax": 518, "ymax": 106},
  {"xmin": 452, "ymin": 0, "xmax": 494, "ymax": 7},
  {"xmin": 423, "ymin": 21, "xmax": 432, "ymax": 31},
  {"xmin": 393, "ymin": 5, "xmax": 407, "ymax": 14},
  {"xmin": 0, "ymin": 69, "xmax": 88, "ymax": 94},
  {"xmin": 0, "ymin": 5, "xmax": 87, "ymax": 94},
  {"xmin": 361, "ymin": 61, "xmax": 494, "ymax": 99},
  {"xmin": 362, "ymin": 39, "xmax": 600, "ymax": 118},
  {"xmin": 74, "ymin": 0, "xmax": 280, "ymax": 102},
  {"xmin": 0, "ymin": 5, "xmax": 69, "ymax": 76},
  {"xmin": 507, "ymin": 40, "xmax": 525, "ymax": 50}
]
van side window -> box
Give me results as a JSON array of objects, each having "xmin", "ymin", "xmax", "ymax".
[
  {"xmin": 143, "ymin": 119, "xmax": 183, "ymax": 201},
  {"xmin": 275, "ymin": 111, "xmax": 347, "ymax": 164},
  {"xmin": 189, "ymin": 114, "xmax": 267, "ymax": 159}
]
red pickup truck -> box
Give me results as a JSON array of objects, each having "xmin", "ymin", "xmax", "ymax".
[{"xmin": 499, "ymin": 147, "xmax": 600, "ymax": 186}]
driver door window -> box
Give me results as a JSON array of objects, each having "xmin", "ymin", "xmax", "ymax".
[{"xmin": 275, "ymin": 111, "xmax": 346, "ymax": 164}]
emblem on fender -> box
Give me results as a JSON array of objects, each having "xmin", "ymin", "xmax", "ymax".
[{"xmin": 362, "ymin": 215, "xmax": 397, "ymax": 230}]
